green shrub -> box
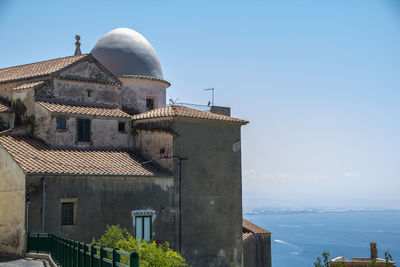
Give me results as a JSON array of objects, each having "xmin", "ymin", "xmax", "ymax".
[{"xmin": 93, "ymin": 225, "xmax": 187, "ymax": 267}]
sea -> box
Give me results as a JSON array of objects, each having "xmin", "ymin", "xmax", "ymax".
[{"xmin": 243, "ymin": 209, "xmax": 400, "ymax": 267}]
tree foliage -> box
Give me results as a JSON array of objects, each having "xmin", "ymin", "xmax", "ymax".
[{"xmin": 93, "ymin": 225, "xmax": 187, "ymax": 267}]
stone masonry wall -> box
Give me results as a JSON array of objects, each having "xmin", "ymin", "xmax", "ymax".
[{"xmin": 0, "ymin": 147, "xmax": 26, "ymax": 259}]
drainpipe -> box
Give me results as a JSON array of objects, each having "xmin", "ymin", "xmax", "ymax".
[
  {"xmin": 176, "ymin": 156, "xmax": 188, "ymax": 253},
  {"xmin": 42, "ymin": 176, "xmax": 47, "ymax": 233}
]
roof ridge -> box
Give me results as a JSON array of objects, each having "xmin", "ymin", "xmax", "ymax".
[
  {"xmin": 0, "ymin": 54, "xmax": 89, "ymax": 72},
  {"xmin": 37, "ymin": 100, "xmax": 120, "ymax": 109}
]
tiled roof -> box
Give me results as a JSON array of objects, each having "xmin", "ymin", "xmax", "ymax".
[
  {"xmin": 38, "ymin": 101, "xmax": 131, "ymax": 118},
  {"xmin": 242, "ymin": 232, "xmax": 253, "ymax": 240},
  {"xmin": 0, "ymin": 55, "xmax": 88, "ymax": 83},
  {"xmin": 0, "ymin": 99, "xmax": 11, "ymax": 112},
  {"xmin": 118, "ymin": 75, "xmax": 171, "ymax": 86},
  {"xmin": 13, "ymin": 81, "xmax": 46, "ymax": 91},
  {"xmin": 243, "ymin": 219, "xmax": 270, "ymax": 234},
  {"xmin": 132, "ymin": 105, "xmax": 248, "ymax": 124},
  {"xmin": 0, "ymin": 135, "xmax": 166, "ymax": 176}
]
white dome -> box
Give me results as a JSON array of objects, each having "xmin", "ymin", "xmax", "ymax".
[{"xmin": 91, "ymin": 28, "xmax": 163, "ymax": 79}]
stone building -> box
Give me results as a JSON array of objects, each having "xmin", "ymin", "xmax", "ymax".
[
  {"xmin": 0, "ymin": 28, "xmax": 271, "ymax": 266},
  {"xmin": 330, "ymin": 243, "xmax": 396, "ymax": 267}
]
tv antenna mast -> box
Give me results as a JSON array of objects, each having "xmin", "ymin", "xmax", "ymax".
[{"xmin": 204, "ymin": 88, "xmax": 215, "ymax": 106}]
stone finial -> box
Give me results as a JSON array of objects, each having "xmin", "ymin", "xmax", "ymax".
[
  {"xmin": 74, "ymin": 35, "xmax": 82, "ymax": 56},
  {"xmin": 370, "ymin": 242, "xmax": 377, "ymax": 258}
]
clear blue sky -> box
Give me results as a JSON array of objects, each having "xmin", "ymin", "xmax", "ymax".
[{"xmin": 1, "ymin": 0, "xmax": 399, "ymax": 209}]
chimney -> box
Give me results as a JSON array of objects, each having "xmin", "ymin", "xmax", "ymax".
[
  {"xmin": 370, "ymin": 242, "xmax": 377, "ymax": 258},
  {"xmin": 210, "ymin": 106, "xmax": 231, "ymax": 117}
]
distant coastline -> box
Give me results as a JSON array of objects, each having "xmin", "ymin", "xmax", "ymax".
[{"xmin": 243, "ymin": 207, "xmax": 400, "ymax": 216}]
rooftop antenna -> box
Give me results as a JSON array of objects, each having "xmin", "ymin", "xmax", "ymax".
[
  {"xmin": 204, "ymin": 88, "xmax": 214, "ymax": 106},
  {"xmin": 169, "ymin": 98, "xmax": 179, "ymax": 105},
  {"xmin": 74, "ymin": 35, "xmax": 82, "ymax": 56}
]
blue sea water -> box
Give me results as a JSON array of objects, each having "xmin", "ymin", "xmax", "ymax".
[{"xmin": 244, "ymin": 210, "xmax": 400, "ymax": 267}]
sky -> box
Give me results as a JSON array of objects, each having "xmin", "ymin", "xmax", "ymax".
[{"xmin": 1, "ymin": 0, "xmax": 399, "ymax": 209}]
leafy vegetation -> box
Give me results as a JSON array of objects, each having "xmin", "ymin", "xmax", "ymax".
[{"xmin": 93, "ymin": 225, "xmax": 187, "ymax": 267}]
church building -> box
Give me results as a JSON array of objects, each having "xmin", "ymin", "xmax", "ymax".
[{"xmin": 0, "ymin": 28, "xmax": 271, "ymax": 267}]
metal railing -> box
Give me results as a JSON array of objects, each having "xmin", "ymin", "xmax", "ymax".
[{"xmin": 27, "ymin": 233, "xmax": 139, "ymax": 267}]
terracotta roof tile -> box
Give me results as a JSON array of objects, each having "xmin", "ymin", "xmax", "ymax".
[
  {"xmin": 243, "ymin": 219, "xmax": 270, "ymax": 234},
  {"xmin": 13, "ymin": 81, "xmax": 46, "ymax": 91},
  {"xmin": 242, "ymin": 232, "xmax": 253, "ymax": 240},
  {"xmin": 38, "ymin": 101, "xmax": 131, "ymax": 118},
  {"xmin": 0, "ymin": 55, "xmax": 88, "ymax": 83},
  {"xmin": 0, "ymin": 99, "xmax": 11, "ymax": 112},
  {"xmin": 0, "ymin": 135, "xmax": 166, "ymax": 176},
  {"xmin": 132, "ymin": 105, "xmax": 248, "ymax": 124}
]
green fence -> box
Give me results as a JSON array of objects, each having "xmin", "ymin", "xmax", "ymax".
[{"xmin": 27, "ymin": 233, "xmax": 139, "ymax": 267}]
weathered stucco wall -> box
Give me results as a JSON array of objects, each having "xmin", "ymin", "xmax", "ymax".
[
  {"xmin": 119, "ymin": 78, "xmax": 167, "ymax": 114},
  {"xmin": 133, "ymin": 129, "xmax": 173, "ymax": 170},
  {"xmin": 25, "ymin": 174, "xmax": 178, "ymax": 246},
  {"xmin": 47, "ymin": 115, "xmax": 132, "ymax": 148},
  {"xmin": 58, "ymin": 60, "xmax": 118, "ymax": 85},
  {"xmin": 172, "ymin": 118, "xmax": 244, "ymax": 267},
  {"xmin": 12, "ymin": 88, "xmax": 35, "ymax": 118},
  {"xmin": 34, "ymin": 103, "xmax": 51, "ymax": 143},
  {"xmin": 243, "ymin": 234, "xmax": 272, "ymax": 267},
  {"xmin": 0, "ymin": 112, "xmax": 14, "ymax": 129},
  {"xmin": 0, "ymin": 81, "xmax": 19, "ymax": 100},
  {"xmin": 53, "ymin": 79, "xmax": 121, "ymax": 108},
  {"xmin": 0, "ymin": 147, "xmax": 26, "ymax": 259}
]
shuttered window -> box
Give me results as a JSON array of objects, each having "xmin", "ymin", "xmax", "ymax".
[
  {"xmin": 56, "ymin": 118, "xmax": 66, "ymax": 130},
  {"xmin": 61, "ymin": 202, "xmax": 74, "ymax": 225},
  {"xmin": 135, "ymin": 216, "xmax": 152, "ymax": 241},
  {"xmin": 77, "ymin": 119, "xmax": 91, "ymax": 142}
]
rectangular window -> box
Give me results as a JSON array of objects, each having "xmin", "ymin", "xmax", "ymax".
[
  {"xmin": 146, "ymin": 98, "xmax": 154, "ymax": 111},
  {"xmin": 56, "ymin": 118, "xmax": 66, "ymax": 130},
  {"xmin": 77, "ymin": 119, "xmax": 91, "ymax": 142},
  {"xmin": 61, "ymin": 202, "xmax": 74, "ymax": 225},
  {"xmin": 135, "ymin": 216, "xmax": 152, "ymax": 241},
  {"xmin": 118, "ymin": 122, "xmax": 125, "ymax": 132}
]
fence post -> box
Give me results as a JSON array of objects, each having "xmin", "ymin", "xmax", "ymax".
[
  {"xmin": 76, "ymin": 241, "xmax": 80, "ymax": 267},
  {"xmin": 112, "ymin": 248, "xmax": 120, "ymax": 267},
  {"xmin": 83, "ymin": 243, "xmax": 88, "ymax": 267},
  {"xmin": 90, "ymin": 244, "xmax": 95, "ymax": 267},
  {"xmin": 99, "ymin": 246, "xmax": 105, "ymax": 267},
  {"xmin": 129, "ymin": 252, "xmax": 139, "ymax": 267}
]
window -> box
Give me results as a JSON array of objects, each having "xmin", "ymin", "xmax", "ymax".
[
  {"xmin": 146, "ymin": 98, "xmax": 155, "ymax": 111},
  {"xmin": 132, "ymin": 210, "xmax": 156, "ymax": 241},
  {"xmin": 135, "ymin": 216, "xmax": 152, "ymax": 241},
  {"xmin": 118, "ymin": 122, "xmax": 125, "ymax": 132},
  {"xmin": 56, "ymin": 118, "xmax": 66, "ymax": 130},
  {"xmin": 87, "ymin": 90, "xmax": 92, "ymax": 97},
  {"xmin": 61, "ymin": 203, "xmax": 74, "ymax": 225},
  {"xmin": 61, "ymin": 198, "xmax": 77, "ymax": 225},
  {"xmin": 77, "ymin": 119, "xmax": 91, "ymax": 142}
]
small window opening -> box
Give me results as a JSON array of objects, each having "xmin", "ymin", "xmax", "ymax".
[
  {"xmin": 61, "ymin": 202, "xmax": 74, "ymax": 225},
  {"xmin": 146, "ymin": 98, "xmax": 154, "ymax": 111},
  {"xmin": 87, "ymin": 90, "xmax": 92, "ymax": 97},
  {"xmin": 135, "ymin": 216, "xmax": 152, "ymax": 241},
  {"xmin": 56, "ymin": 118, "xmax": 66, "ymax": 130},
  {"xmin": 77, "ymin": 119, "xmax": 91, "ymax": 142},
  {"xmin": 118, "ymin": 122, "xmax": 126, "ymax": 132}
]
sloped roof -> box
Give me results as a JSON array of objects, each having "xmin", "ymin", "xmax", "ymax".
[
  {"xmin": 0, "ymin": 55, "xmax": 89, "ymax": 83},
  {"xmin": 38, "ymin": 101, "xmax": 131, "ymax": 118},
  {"xmin": 0, "ymin": 135, "xmax": 166, "ymax": 176},
  {"xmin": 132, "ymin": 105, "xmax": 248, "ymax": 125},
  {"xmin": 13, "ymin": 81, "xmax": 46, "ymax": 91},
  {"xmin": 243, "ymin": 219, "xmax": 270, "ymax": 234},
  {"xmin": 0, "ymin": 99, "xmax": 12, "ymax": 112}
]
